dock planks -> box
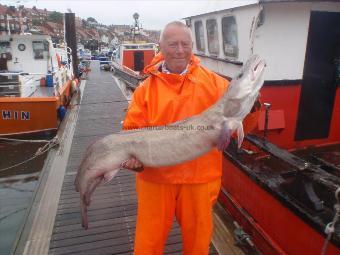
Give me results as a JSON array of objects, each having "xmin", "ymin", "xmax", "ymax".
[{"xmin": 48, "ymin": 61, "xmax": 219, "ymax": 255}]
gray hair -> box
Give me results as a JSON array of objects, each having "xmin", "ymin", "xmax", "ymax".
[{"xmin": 159, "ymin": 21, "xmax": 192, "ymax": 43}]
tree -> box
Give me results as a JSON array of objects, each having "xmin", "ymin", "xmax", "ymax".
[
  {"xmin": 87, "ymin": 17, "xmax": 97, "ymax": 23},
  {"xmin": 32, "ymin": 19, "xmax": 42, "ymax": 26},
  {"xmin": 48, "ymin": 11, "xmax": 63, "ymax": 24},
  {"xmin": 82, "ymin": 19, "xmax": 88, "ymax": 28}
]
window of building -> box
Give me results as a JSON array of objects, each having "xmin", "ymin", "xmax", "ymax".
[
  {"xmin": 194, "ymin": 20, "xmax": 205, "ymax": 52},
  {"xmin": 0, "ymin": 15, "xmax": 4, "ymax": 19},
  {"xmin": 32, "ymin": 40, "xmax": 49, "ymax": 60},
  {"xmin": 206, "ymin": 19, "xmax": 219, "ymax": 55},
  {"xmin": 222, "ymin": 16, "xmax": 238, "ymax": 58}
]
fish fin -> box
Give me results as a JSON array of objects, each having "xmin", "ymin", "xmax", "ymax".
[
  {"xmin": 236, "ymin": 121, "xmax": 244, "ymax": 148},
  {"xmin": 103, "ymin": 169, "xmax": 120, "ymax": 184},
  {"xmin": 85, "ymin": 176, "xmax": 103, "ymax": 206},
  {"xmin": 80, "ymin": 194, "xmax": 89, "ymax": 229},
  {"xmin": 217, "ymin": 120, "xmax": 231, "ymax": 151}
]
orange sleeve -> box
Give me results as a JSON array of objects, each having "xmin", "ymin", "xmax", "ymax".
[
  {"xmin": 212, "ymin": 72, "xmax": 229, "ymax": 97},
  {"xmin": 123, "ymin": 83, "xmax": 148, "ymax": 130}
]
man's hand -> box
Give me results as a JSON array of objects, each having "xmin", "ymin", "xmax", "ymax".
[{"xmin": 121, "ymin": 157, "xmax": 144, "ymax": 172}]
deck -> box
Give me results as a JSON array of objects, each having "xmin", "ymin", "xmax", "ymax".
[{"xmin": 14, "ymin": 61, "xmax": 244, "ymax": 255}]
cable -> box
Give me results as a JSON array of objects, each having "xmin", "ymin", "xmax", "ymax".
[
  {"xmin": 0, "ymin": 137, "xmax": 59, "ymax": 173},
  {"xmin": 0, "ymin": 137, "xmax": 51, "ymax": 143}
]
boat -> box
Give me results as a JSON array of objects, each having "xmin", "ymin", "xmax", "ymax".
[
  {"xmin": 183, "ymin": 1, "xmax": 339, "ymax": 254},
  {"xmin": 111, "ymin": 42, "xmax": 157, "ymax": 88},
  {"xmin": 110, "ymin": 15, "xmax": 158, "ymax": 89},
  {"xmin": 0, "ymin": 34, "xmax": 78, "ymax": 137},
  {"xmin": 81, "ymin": 48, "xmax": 92, "ymax": 60}
]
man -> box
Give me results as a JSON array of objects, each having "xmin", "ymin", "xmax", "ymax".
[{"xmin": 122, "ymin": 21, "xmax": 258, "ymax": 255}]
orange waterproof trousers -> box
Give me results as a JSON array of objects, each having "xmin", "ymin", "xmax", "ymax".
[{"xmin": 134, "ymin": 177, "xmax": 221, "ymax": 255}]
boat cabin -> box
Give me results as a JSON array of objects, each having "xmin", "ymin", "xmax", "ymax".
[
  {"xmin": 113, "ymin": 42, "xmax": 157, "ymax": 72},
  {"xmin": 0, "ymin": 34, "xmax": 76, "ymax": 136},
  {"xmin": 185, "ymin": 0, "xmax": 340, "ymax": 149},
  {"xmin": 185, "ymin": 1, "xmax": 340, "ymax": 255},
  {"xmin": 0, "ymin": 34, "xmax": 60, "ymax": 75}
]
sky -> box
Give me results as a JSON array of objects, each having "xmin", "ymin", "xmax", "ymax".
[{"xmin": 1, "ymin": 0, "xmax": 257, "ymax": 30}]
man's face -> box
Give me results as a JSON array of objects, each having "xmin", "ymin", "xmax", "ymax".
[{"xmin": 160, "ymin": 26, "xmax": 193, "ymax": 74}]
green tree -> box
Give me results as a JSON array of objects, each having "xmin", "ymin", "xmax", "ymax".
[
  {"xmin": 87, "ymin": 17, "xmax": 97, "ymax": 23},
  {"xmin": 81, "ymin": 19, "xmax": 88, "ymax": 28},
  {"xmin": 32, "ymin": 19, "xmax": 42, "ymax": 26},
  {"xmin": 48, "ymin": 11, "xmax": 63, "ymax": 23}
]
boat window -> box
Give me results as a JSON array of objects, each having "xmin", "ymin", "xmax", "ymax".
[
  {"xmin": 125, "ymin": 45, "xmax": 138, "ymax": 49},
  {"xmin": 222, "ymin": 16, "xmax": 238, "ymax": 58},
  {"xmin": 32, "ymin": 40, "xmax": 49, "ymax": 60},
  {"xmin": 139, "ymin": 45, "xmax": 154, "ymax": 49},
  {"xmin": 18, "ymin": 43, "xmax": 26, "ymax": 51},
  {"xmin": 206, "ymin": 19, "xmax": 219, "ymax": 55},
  {"xmin": 194, "ymin": 20, "xmax": 205, "ymax": 52},
  {"xmin": 0, "ymin": 41, "xmax": 12, "ymax": 60}
]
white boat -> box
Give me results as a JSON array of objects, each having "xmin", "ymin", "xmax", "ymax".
[
  {"xmin": 184, "ymin": 1, "xmax": 340, "ymax": 254},
  {"xmin": 0, "ymin": 34, "xmax": 78, "ymax": 136}
]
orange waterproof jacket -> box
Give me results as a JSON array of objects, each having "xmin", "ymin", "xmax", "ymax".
[{"xmin": 123, "ymin": 53, "xmax": 257, "ymax": 184}]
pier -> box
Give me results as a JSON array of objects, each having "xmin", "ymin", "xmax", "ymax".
[{"xmin": 13, "ymin": 61, "xmax": 244, "ymax": 255}]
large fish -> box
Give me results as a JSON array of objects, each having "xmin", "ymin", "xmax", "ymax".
[{"xmin": 75, "ymin": 55, "xmax": 266, "ymax": 229}]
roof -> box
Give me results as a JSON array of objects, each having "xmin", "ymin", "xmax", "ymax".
[
  {"xmin": 259, "ymin": 0, "xmax": 340, "ymax": 2},
  {"xmin": 0, "ymin": 5, "xmax": 7, "ymax": 14},
  {"xmin": 183, "ymin": 0, "xmax": 340, "ymax": 19},
  {"xmin": 183, "ymin": 1, "xmax": 257, "ymax": 19}
]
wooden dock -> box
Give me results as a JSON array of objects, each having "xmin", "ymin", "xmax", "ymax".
[{"xmin": 14, "ymin": 61, "xmax": 245, "ymax": 255}]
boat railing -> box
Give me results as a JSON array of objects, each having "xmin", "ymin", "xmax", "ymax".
[{"xmin": 0, "ymin": 68, "xmax": 70, "ymax": 98}]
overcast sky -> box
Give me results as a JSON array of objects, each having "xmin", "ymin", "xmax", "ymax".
[{"xmin": 1, "ymin": 0, "xmax": 257, "ymax": 30}]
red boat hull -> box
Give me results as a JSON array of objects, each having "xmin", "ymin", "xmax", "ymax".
[{"xmin": 220, "ymin": 156, "xmax": 339, "ymax": 255}]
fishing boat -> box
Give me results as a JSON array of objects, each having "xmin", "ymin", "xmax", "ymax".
[
  {"xmin": 111, "ymin": 42, "xmax": 157, "ymax": 88},
  {"xmin": 110, "ymin": 14, "xmax": 158, "ymax": 89},
  {"xmin": 184, "ymin": 0, "xmax": 340, "ymax": 254},
  {"xmin": 0, "ymin": 34, "xmax": 78, "ymax": 137}
]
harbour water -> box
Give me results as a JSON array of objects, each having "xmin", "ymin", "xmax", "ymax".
[{"xmin": 0, "ymin": 140, "xmax": 48, "ymax": 254}]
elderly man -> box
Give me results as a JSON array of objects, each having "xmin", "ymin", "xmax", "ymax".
[{"xmin": 123, "ymin": 21, "xmax": 257, "ymax": 255}]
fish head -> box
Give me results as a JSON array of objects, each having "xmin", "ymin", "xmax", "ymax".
[
  {"xmin": 231, "ymin": 54, "xmax": 266, "ymax": 100},
  {"xmin": 245, "ymin": 54, "xmax": 266, "ymax": 83}
]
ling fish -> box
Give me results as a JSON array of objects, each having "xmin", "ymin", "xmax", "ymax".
[{"xmin": 75, "ymin": 54, "xmax": 266, "ymax": 229}]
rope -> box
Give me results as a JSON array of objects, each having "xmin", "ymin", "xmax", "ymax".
[
  {"xmin": 67, "ymin": 100, "xmax": 130, "ymax": 109},
  {"xmin": 320, "ymin": 187, "xmax": 340, "ymax": 255},
  {"xmin": 0, "ymin": 207, "xmax": 27, "ymax": 222},
  {"xmin": 0, "ymin": 137, "xmax": 60, "ymax": 173},
  {"xmin": 0, "ymin": 137, "xmax": 52, "ymax": 143}
]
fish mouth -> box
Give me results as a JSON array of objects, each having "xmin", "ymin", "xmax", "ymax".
[{"xmin": 253, "ymin": 58, "xmax": 266, "ymax": 77}]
